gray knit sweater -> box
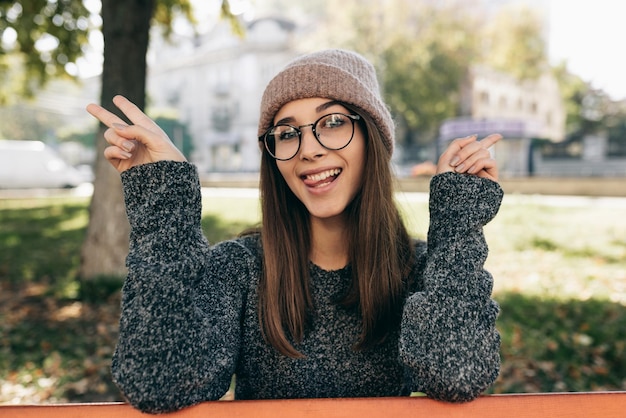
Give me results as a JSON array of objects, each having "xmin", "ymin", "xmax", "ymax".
[{"xmin": 113, "ymin": 161, "xmax": 503, "ymax": 414}]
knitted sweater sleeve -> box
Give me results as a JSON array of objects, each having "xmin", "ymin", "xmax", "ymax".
[
  {"xmin": 399, "ymin": 172, "xmax": 503, "ymax": 402},
  {"xmin": 112, "ymin": 161, "xmax": 247, "ymax": 413}
]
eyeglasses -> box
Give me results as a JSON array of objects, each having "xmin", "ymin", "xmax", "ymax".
[{"xmin": 259, "ymin": 113, "xmax": 361, "ymax": 161}]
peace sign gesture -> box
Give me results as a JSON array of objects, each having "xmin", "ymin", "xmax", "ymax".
[
  {"xmin": 86, "ymin": 95, "xmax": 186, "ymax": 173},
  {"xmin": 436, "ymin": 134, "xmax": 502, "ymax": 182}
]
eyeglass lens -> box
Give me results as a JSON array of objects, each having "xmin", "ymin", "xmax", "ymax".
[{"xmin": 264, "ymin": 113, "xmax": 357, "ymax": 160}]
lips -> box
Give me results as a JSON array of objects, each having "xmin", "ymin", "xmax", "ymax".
[{"xmin": 302, "ymin": 168, "xmax": 342, "ymax": 188}]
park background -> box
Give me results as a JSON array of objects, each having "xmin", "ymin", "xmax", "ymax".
[{"xmin": 1, "ymin": 0, "xmax": 625, "ymax": 404}]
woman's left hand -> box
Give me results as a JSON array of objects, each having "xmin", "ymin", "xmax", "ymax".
[{"xmin": 436, "ymin": 133, "xmax": 502, "ymax": 182}]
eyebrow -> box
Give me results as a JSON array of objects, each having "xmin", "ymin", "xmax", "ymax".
[{"xmin": 275, "ymin": 100, "xmax": 345, "ymax": 125}]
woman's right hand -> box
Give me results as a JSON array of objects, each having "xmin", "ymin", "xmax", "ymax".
[{"xmin": 86, "ymin": 95, "xmax": 186, "ymax": 172}]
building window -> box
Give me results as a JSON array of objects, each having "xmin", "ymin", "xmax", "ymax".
[
  {"xmin": 480, "ymin": 91, "xmax": 490, "ymax": 105},
  {"xmin": 212, "ymin": 107, "xmax": 231, "ymax": 132}
]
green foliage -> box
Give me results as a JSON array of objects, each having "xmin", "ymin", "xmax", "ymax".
[
  {"xmin": 552, "ymin": 62, "xmax": 589, "ymax": 134},
  {"xmin": 382, "ymin": 34, "xmax": 468, "ymax": 141},
  {"xmin": 0, "ymin": 0, "xmax": 90, "ymax": 96},
  {"xmin": 482, "ymin": 4, "xmax": 547, "ymax": 80},
  {"xmin": 396, "ymin": 7, "xmax": 475, "ymax": 135},
  {"xmin": 153, "ymin": 0, "xmax": 199, "ymax": 38},
  {"xmin": 0, "ymin": 0, "xmax": 236, "ymax": 102},
  {"xmin": 219, "ymin": 0, "xmax": 245, "ymax": 38},
  {"xmin": 552, "ymin": 59, "xmax": 626, "ymax": 142},
  {"xmin": 0, "ymin": 197, "xmax": 89, "ymax": 295},
  {"xmin": 494, "ymin": 293, "xmax": 626, "ymax": 393}
]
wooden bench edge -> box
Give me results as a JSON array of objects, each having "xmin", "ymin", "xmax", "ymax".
[{"xmin": 1, "ymin": 391, "xmax": 625, "ymax": 418}]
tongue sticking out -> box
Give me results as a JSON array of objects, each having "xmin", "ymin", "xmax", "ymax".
[
  {"xmin": 305, "ymin": 177, "xmax": 335, "ymax": 188},
  {"xmin": 303, "ymin": 169, "xmax": 341, "ymax": 188}
]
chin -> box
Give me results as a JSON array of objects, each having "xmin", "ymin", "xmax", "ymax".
[{"xmin": 306, "ymin": 205, "xmax": 348, "ymax": 221}]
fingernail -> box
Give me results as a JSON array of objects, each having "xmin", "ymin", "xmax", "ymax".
[
  {"xmin": 122, "ymin": 140, "xmax": 135, "ymax": 152},
  {"xmin": 120, "ymin": 151, "xmax": 132, "ymax": 159},
  {"xmin": 450, "ymin": 156, "xmax": 460, "ymax": 166},
  {"xmin": 112, "ymin": 123, "xmax": 127, "ymax": 130},
  {"xmin": 454, "ymin": 163, "xmax": 465, "ymax": 172}
]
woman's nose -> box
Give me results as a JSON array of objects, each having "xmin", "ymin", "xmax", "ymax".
[{"xmin": 298, "ymin": 127, "xmax": 326, "ymax": 160}]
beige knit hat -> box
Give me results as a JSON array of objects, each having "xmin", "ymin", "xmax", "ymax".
[{"xmin": 258, "ymin": 49, "xmax": 394, "ymax": 157}]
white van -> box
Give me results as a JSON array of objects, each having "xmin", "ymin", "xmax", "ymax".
[{"xmin": 0, "ymin": 140, "xmax": 90, "ymax": 189}]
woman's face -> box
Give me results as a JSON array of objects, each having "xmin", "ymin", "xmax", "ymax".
[{"xmin": 273, "ymin": 97, "xmax": 366, "ymax": 222}]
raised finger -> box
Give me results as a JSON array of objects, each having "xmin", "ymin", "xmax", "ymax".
[
  {"xmin": 450, "ymin": 138, "xmax": 484, "ymax": 166},
  {"xmin": 446, "ymin": 134, "xmax": 478, "ymax": 155},
  {"xmin": 112, "ymin": 95, "xmax": 162, "ymax": 132},
  {"xmin": 86, "ymin": 103, "xmax": 127, "ymax": 128},
  {"xmin": 439, "ymin": 134, "xmax": 477, "ymax": 163},
  {"xmin": 451, "ymin": 133, "xmax": 500, "ymax": 166},
  {"xmin": 477, "ymin": 133, "xmax": 502, "ymax": 149}
]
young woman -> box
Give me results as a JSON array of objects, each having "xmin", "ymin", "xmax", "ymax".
[{"xmin": 87, "ymin": 49, "xmax": 503, "ymax": 414}]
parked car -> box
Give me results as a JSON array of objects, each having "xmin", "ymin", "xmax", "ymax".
[{"xmin": 0, "ymin": 140, "xmax": 91, "ymax": 189}]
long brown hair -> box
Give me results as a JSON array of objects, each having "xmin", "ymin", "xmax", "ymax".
[{"xmin": 257, "ymin": 103, "xmax": 413, "ymax": 357}]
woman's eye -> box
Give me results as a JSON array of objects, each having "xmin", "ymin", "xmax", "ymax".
[
  {"xmin": 323, "ymin": 115, "xmax": 345, "ymax": 128},
  {"xmin": 278, "ymin": 129, "xmax": 298, "ymax": 140}
]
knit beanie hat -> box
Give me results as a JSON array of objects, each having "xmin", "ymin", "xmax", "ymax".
[{"xmin": 258, "ymin": 49, "xmax": 395, "ymax": 157}]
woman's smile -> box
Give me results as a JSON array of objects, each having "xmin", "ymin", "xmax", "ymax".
[{"xmin": 301, "ymin": 168, "xmax": 342, "ymax": 188}]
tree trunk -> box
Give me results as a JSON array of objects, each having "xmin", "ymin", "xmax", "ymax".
[{"xmin": 79, "ymin": 0, "xmax": 155, "ymax": 280}]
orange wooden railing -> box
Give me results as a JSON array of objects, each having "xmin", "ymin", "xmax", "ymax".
[{"xmin": 1, "ymin": 392, "xmax": 625, "ymax": 418}]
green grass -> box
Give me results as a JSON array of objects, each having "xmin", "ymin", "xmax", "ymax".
[
  {"xmin": 493, "ymin": 293, "xmax": 626, "ymax": 393},
  {"xmin": 1, "ymin": 192, "xmax": 625, "ymax": 403},
  {"xmin": 0, "ymin": 197, "xmax": 89, "ymax": 296}
]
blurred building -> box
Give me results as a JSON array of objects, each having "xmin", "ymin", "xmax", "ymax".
[
  {"xmin": 440, "ymin": 64, "xmax": 626, "ymax": 177},
  {"xmin": 147, "ymin": 17, "xmax": 301, "ymax": 173},
  {"xmin": 461, "ymin": 65, "xmax": 566, "ymax": 141},
  {"xmin": 439, "ymin": 64, "xmax": 566, "ymax": 177}
]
